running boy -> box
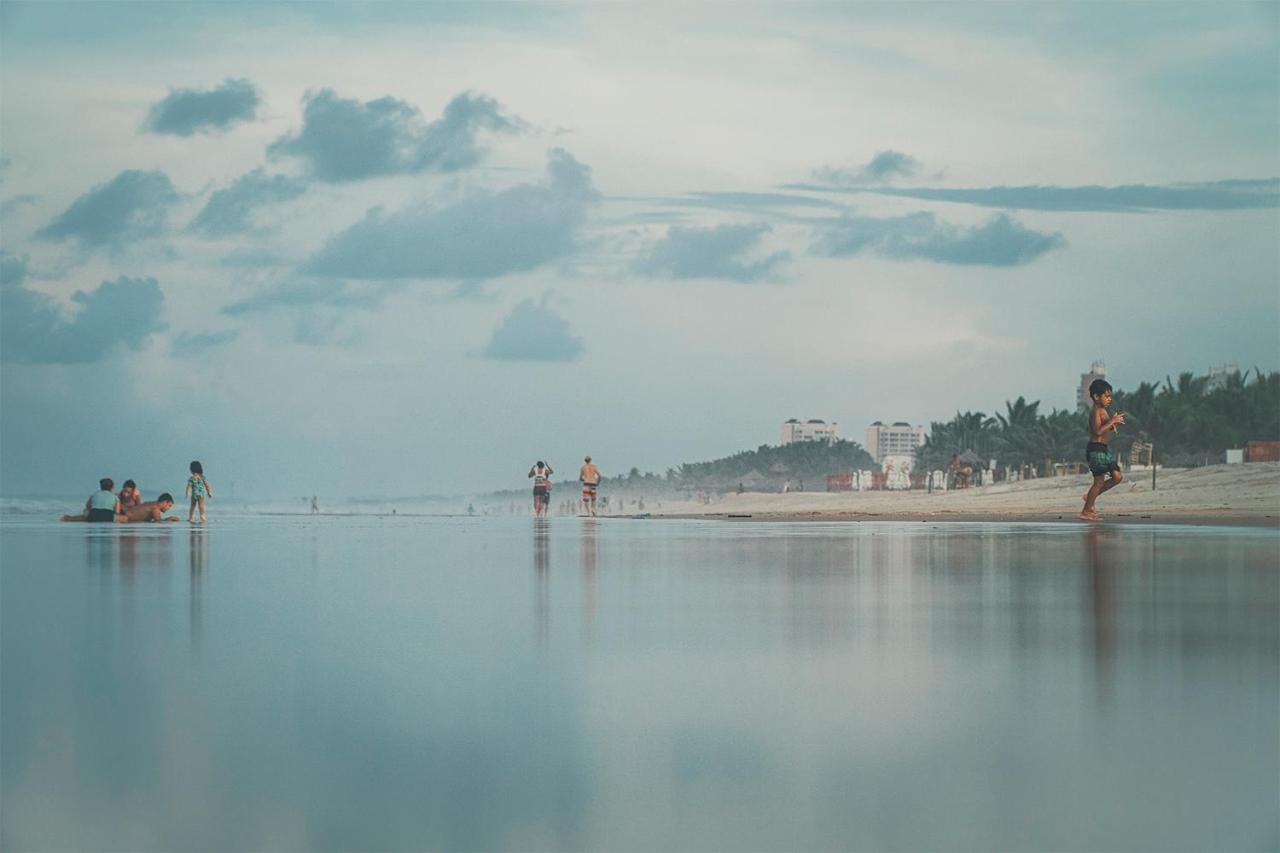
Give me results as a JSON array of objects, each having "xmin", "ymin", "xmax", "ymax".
[{"xmin": 1080, "ymin": 379, "xmax": 1125, "ymax": 521}]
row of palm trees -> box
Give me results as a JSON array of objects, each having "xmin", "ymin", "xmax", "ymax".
[{"xmin": 920, "ymin": 369, "xmax": 1279, "ymax": 471}]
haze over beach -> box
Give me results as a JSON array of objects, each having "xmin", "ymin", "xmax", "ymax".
[
  {"xmin": 1, "ymin": 2, "xmax": 1277, "ymax": 499},
  {"xmin": 2, "ymin": 5, "xmax": 1279, "ymax": 853}
]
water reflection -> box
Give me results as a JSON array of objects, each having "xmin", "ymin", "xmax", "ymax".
[{"xmin": 3, "ymin": 519, "xmax": 1275, "ymax": 851}]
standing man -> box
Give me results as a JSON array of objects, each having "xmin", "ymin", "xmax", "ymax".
[{"xmin": 579, "ymin": 456, "xmax": 601, "ymax": 517}]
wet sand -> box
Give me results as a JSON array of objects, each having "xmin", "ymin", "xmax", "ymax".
[{"xmin": 643, "ymin": 462, "xmax": 1280, "ymax": 527}]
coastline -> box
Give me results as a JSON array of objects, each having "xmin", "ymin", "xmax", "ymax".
[{"xmin": 635, "ymin": 462, "xmax": 1280, "ymax": 528}]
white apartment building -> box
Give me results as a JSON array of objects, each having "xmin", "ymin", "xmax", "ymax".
[
  {"xmin": 781, "ymin": 419, "xmax": 840, "ymax": 445},
  {"xmin": 865, "ymin": 421, "xmax": 926, "ymax": 465},
  {"xmin": 1078, "ymin": 361, "xmax": 1107, "ymax": 411}
]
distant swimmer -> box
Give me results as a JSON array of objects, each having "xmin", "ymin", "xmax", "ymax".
[
  {"xmin": 1080, "ymin": 378, "xmax": 1125, "ymax": 521},
  {"xmin": 529, "ymin": 461, "xmax": 554, "ymax": 518},
  {"xmin": 62, "ymin": 478, "xmax": 124, "ymax": 522},
  {"xmin": 186, "ymin": 460, "xmax": 213, "ymax": 523},
  {"xmin": 579, "ymin": 456, "xmax": 601, "ymax": 517}
]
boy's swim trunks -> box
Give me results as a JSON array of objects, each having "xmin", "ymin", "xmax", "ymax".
[
  {"xmin": 582, "ymin": 482, "xmax": 598, "ymax": 499},
  {"xmin": 87, "ymin": 508, "xmax": 116, "ymax": 522},
  {"xmin": 1086, "ymin": 442, "xmax": 1121, "ymax": 477}
]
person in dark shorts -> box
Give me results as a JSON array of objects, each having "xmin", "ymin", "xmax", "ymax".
[
  {"xmin": 528, "ymin": 461, "xmax": 554, "ymax": 518},
  {"xmin": 61, "ymin": 478, "xmax": 123, "ymax": 522},
  {"xmin": 1080, "ymin": 379, "xmax": 1126, "ymax": 521}
]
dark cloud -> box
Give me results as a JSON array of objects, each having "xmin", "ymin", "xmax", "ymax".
[
  {"xmin": 268, "ymin": 89, "xmax": 519, "ymax": 182},
  {"xmin": 35, "ymin": 170, "xmax": 180, "ymax": 248},
  {"xmin": 143, "ymin": 78, "xmax": 260, "ymax": 136},
  {"xmin": 812, "ymin": 211, "xmax": 1064, "ymax": 266},
  {"xmin": 0, "ymin": 254, "xmax": 165, "ymax": 363},
  {"xmin": 790, "ymin": 177, "xmax": 1280, "ymax": 212},
  {"xmin": 480, "ymin": 296, "xmax": 583, "ymax": 362},
  {"xmin": 812, "ymin": 150, "xmax": 922, "ymax": 186},
  {"xmin": 301, "ymin": 147, "xmax": 596, "ymax": 281},
  {"xmin": 188, "ymin": 168, "xmax": 308, "ymax": 237},
  {"xmin": 635, "ymin": 222, "xmax": 790, "ymax": 282}
]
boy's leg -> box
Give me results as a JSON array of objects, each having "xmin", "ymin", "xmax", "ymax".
[
  {"xmin": 1081, "ymin": 474, "xmax": 1106, "ymax": 518},
  {"xmin": 1098, "ymin": 470, "xmax": 1124, "ymax": 495}
]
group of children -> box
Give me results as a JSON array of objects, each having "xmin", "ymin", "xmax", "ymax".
[{"xmin": 62, "ymin": 461, "xmax": 214, "ymax": 524}]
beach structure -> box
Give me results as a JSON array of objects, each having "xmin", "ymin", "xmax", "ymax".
[
  {"xmin": 1077, "ymin": 360, "xmax": 1107, "ymax": 411},
  {"xmin": 865, "ymin": 421, "xmax": 926, "ymax": 466},
  {"xmin": 781, "ymin": 419, "xmax": 839, "ymax": 445},
  {"xmin": 1206, "ymin": 362, "xmax": 1241, "ymax": 391}
]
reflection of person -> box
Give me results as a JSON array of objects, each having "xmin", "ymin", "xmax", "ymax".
[
  {"xmin": 579, "ymin": 456, "xmax": 601, "ymax": 517},
  {"xmin": 1081, "ymin": 379, "xmax": 1125, "ymax": 521},
  {"xmin": 118, "ymin": 479, "xmax": 142, "ymax": 509},
  {"xmin": 529, "ymin": 461, "xmax": 553, "ymax": 518},
  {"xmin": 62, "ymin": 478, "xmax": 123, "ymax": 522},
  {"xmin": 123, "ymin": 494, "xmax": 182, "ymax": 523},
  {"xmin": 186, "ymin": 460, "xmax": 213, "ymax": 523}
]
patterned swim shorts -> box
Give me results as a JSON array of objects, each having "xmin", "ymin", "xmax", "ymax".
[{"xmin": 1086, "ymin": 442, "xmax": 1121, "ymax": 477}]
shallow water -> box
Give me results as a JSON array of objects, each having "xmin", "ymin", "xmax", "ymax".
[{"xmin": 2, "ymin": 516, "xmax": 1277, "ymax": 851}]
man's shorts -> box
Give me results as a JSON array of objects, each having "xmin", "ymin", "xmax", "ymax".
[
  {"xmin": 87, "ymin": 508, "xmax": 116, "ymax": 523},
  {"xmin": 582, "ymin": 482, "xmax": 598, "ymax": 500},
  {"xmin": 1086, "ymin": 442, "xmax": 1121, "ymax": 477}
]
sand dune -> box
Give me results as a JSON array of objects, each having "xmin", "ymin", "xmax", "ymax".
[{"xmin": 645, "ymin": 462, "xmax": 1280, "ymax": 526}]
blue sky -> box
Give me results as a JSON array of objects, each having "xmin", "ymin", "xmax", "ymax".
[{"xmin": 1, "ymin": 1, "xmax": 1277, "ymax": 498}]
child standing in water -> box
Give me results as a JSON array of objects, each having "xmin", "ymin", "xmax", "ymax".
[
  {"xmin": 1080, "ymin": 379, "xmax": 1125, "ymax": 521},
  {"xmin": 185, "ymin": 460, "xmax": 214, "ymax": 523}
]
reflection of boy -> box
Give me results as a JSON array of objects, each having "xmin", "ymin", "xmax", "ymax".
[{"xmin": 1080, "ymin": 379, "xmax": 1125, "ymax": 521}]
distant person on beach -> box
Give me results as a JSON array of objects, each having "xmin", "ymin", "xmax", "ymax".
[
  {"xmin": 310, "ymin": 496, "xmax": 319, "ymax": 514},
  {"xmin": 118, "ymin": 480, "xmax": 142, "ymax": 509},
  {"xmin": 121, "ymin": 494, "xmax": 182, "ymax": 523},
  {"xmin": 580, "ymin": 456, "xmax": 601, "ymax": 517},
  {"xmin": 186, "ymin": 461, "xmax": 213, "ymax": 523},
  {"xmin": 529, "ymin": 461, "xmax": 553, "ymax": 518},
  {"xmin": 61, "ymin": 478, "xmax": 123, "ymax": 522},
  {"xmin": 1080, "ymin": 379, "xmax": 1125, "ymax": 521}
]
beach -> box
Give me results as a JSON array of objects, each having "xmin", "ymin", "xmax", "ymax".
[{"xmin": 643, "ymin": 462, "xmax": 1280, "ymax": 526}]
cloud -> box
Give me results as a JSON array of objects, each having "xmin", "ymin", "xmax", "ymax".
[
  {"xmin": 221, "ymin": 278, "xmax": 390, "ymax": 316},
  {"xmin": 480, "ymin": 296, "xmax": 583, "ymax": 362},
  {"xmin": 634, "ymin": 222, "xmax": 790, "ymax": 282},
  {"xmin": 171, "ymin": 329, "xmax": 240, "ymax": 357},
  {"xmin": 812, "ymin": 150, "xmax": 922, "ymax": 186},
  {"xmin": 268, "ymin": 89, "xmax": 519, "ymax": 182},
  {"xmin": 791, "ymin": 177, "xmax": 1280, "ymax": 212},
  {"xmin": 35, "ymin": 170, "xmax": 180, "ymax": 248},
  {"xmin": 301, "ymin": 147, "xmax": 596, "ymax": 282},
  {"xmin": 143, "ymin": 78, "xmax": 260, "ymax": 136},
  {"xmin": 812, "ymin": 211, "xmax": 1064, "ymax": 266},
  {"xmin": 0, "ymin": 255, "xmax": 165, "ymax": 363},
  {"xmin": 188, "ymin": 168, "xmax": 308, "ymax": 236},
  {"xmin": 0, "ymin": 194, "xmax": 38, "ymax": 219}
]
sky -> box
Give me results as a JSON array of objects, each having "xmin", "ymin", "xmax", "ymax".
[{"xmin": 1, "ymin": 1, "xmax": 1277, "ymax": 499}]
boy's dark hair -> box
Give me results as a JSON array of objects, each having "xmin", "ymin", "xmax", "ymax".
[
  {"xmin": 157, "ymin": 493, "xmax": 174, "ymax": 504},
  {"xmin": 122, "ymin": 479, "xmax": 136, "ymax": 490},
  {"xmin": 99, "ymin": 478, "xmax": 114, "ymax": 491},
  {"xmin": 190, "ymin": 460, "xmax": 203, "ymax": 475},
  {"xmin": 1089, "ymin": 379, "xmax": 1113, "ymax": 398}
]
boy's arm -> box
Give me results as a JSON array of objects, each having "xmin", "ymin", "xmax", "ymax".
[{"xmin": 206, "ymin": 480, "xmax": 213, "ymax": 498}]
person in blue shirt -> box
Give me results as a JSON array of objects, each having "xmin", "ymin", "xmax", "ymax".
[{"xmin": 61, "ymin": 478, "xmax": 123, "ymax": 522}]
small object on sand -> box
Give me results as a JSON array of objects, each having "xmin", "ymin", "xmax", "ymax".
[{"xmin": 727, "ymin": 514, "xmax": 752, "ymax": 518}]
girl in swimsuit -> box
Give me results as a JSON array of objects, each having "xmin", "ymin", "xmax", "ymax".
[{"xmin": 528, "ymin": 461, "xmax": 553, "ymax": 518}]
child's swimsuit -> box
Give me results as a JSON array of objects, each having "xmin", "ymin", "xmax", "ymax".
[
  {"xmin": 87, "ymin": 490, "xmax": 117, "ymax": 522},
  {"xmin": 1085, "ymin": 442, "xmax": 1121, "ymax": 477},
  {"xmin": 188, "ymin": 475, "xmax": 209, "ymax": 505}
]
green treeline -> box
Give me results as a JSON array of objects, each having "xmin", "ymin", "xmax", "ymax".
[
  {"xmin": 601, "ymin": 439, "xmax": 877, "ymax": 492},
  {"xmin": 920, "ymin": 369, "xmax": 1280, "ymax": 470}
]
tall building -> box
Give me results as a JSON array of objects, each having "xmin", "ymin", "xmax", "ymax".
[
  {"xmin": 1078, "ymin": 361, "xmax": 1107, "ymax": 411},
  {"xmin": 1207, "ymin": 363, "xmax": 1241, "ymax": 391},
  {"xmin": 781, "ymin": 419, "xmax": 839, "ymax": 445},
  {"xmin": 865, "ymin": 422, "xmax": 925, "ymax": 465}
]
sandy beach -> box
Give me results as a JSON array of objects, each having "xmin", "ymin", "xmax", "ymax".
[{"xmin": 643, "ymin": 462, "xmax": 1280, "ymax": 527}]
